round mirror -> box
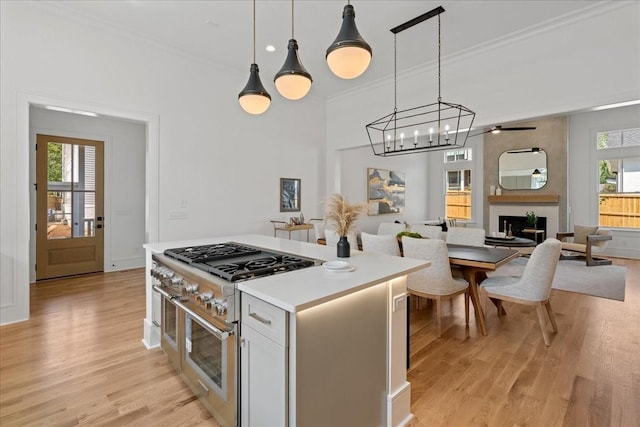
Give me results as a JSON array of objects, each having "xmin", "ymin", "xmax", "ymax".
[{"xmin": 498, "ymin": 148, "xmax": 547, "ymax": 190}]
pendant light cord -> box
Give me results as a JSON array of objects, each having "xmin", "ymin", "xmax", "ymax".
[
  {"xmin": 291, "ymin": 0, "xmax": 294, "ymax": 38},
  {"xmin": 394, "ymin": 34, "xmax": 397, "ymax": 113},
  {"xmin": 393, "ymin": 33, "xmax": 398, "ymax": 142},
  {"xmin": 252, "ymin": 0, "xmax": 256, "ymax": 63},
  {"xmin": 437, "ymin": 14, "xmax": 441, "ymax": 102}
]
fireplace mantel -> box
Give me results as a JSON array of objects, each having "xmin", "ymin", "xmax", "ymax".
[{"xmin": 488, "ymin": 194, "xmax": 559, "ymax": 204}]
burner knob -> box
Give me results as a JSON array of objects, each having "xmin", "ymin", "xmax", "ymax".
[
  {"xmin": 151, "ymin": 266, "xmax": 164, "ymax": 279},
  {"xmin": 196, "ymin": 292, "xmax": 213, "ymax": 304},
  {"xmin": 170, "ymin": 276, "xmax": 183, "ymax": 287},
  {"xmin": 184, "ymin": 283, "xmax": 199, "ymax": 294},
  {"xmin": 213, "ymin": 299, "xmax": 227, "ymax": 316}
]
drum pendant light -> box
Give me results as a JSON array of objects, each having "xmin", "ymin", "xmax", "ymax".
[
  {"xmin": 274, "ymin": 0, "xmax": 312, "ymax": 100},
  {"xmin": 238, "ymin": 0, "xmax": 271, "ymax": 115},
  {"xmin": 326, "ymin": 1, "xmax": 372, "ymax": 79}
]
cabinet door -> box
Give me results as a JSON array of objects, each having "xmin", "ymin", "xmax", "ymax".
[{"xmin": 240, "ymin": 324, "xmax": 287, "ymax": 427}]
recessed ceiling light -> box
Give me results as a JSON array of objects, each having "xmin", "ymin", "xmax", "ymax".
[{"xmin": 265, "ymin": 45, "xmax": 276, "ymax": 52}]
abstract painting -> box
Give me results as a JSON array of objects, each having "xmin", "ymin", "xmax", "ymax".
[{"xmin": 367, "ymin": 168, "xmax": 405, "ymax": 215}]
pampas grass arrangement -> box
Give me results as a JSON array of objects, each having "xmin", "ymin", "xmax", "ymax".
[{"xmin": 324, "ymin": 194, "xmax": 366, "ymax": 237}]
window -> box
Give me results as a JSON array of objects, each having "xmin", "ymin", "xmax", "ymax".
[
  {"xmin": 596, "ymin": 128, "xmax": 640, "ymax": 229},
  {"xmin": 444, "ymin": 149, "xmax": 472, "ymax": 220},
  {"xmin": 444, "ymin": 148, "xmax": 472, "ymax": 163}
]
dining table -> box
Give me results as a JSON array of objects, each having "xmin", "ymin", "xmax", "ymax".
[{"xmin": 446, "ymin": 244, "xmax": 520, "ymax": 336}]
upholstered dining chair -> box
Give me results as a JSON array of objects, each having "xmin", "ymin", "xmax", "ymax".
[
  {"xmin": 401, "ymin": 236, "xmax": 470, "ymax": 337},
  {"xmin": 325, "ymin": 229, "xmax": 359, "ymax": 251},
  {"xmin": 377, "ymin": 222, "xmax": 406, "ymax": 236},
  {"xmin": 409, "ymin": 224, "xmax": 444, "ymax": 240},
  {"xmin": 445, "ymin": 227, "xmax": 486, "ymax": 247},
  {"xmin": 479, "ymin": 238, "xmax": 562, "ymax": 346},
  {"xmin": 360, "ymin": 232, "xmax": 401, "ymax": 256}
]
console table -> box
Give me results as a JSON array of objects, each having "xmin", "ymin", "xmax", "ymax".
[{"xmin": 271, "ymin": 221, "xmax": 314, "ymax": 242}]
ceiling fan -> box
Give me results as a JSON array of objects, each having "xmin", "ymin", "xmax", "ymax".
[
  {"xmin": 507, "ymin": 147, "xmax": 543, "ymax": 154},
  {"xmin": 484, "ymin": 125, "xmax": 537, "ymax": 134},
  {"xmin": 468, "ymin": 125, "xmax": 536, "ymax": 137}
]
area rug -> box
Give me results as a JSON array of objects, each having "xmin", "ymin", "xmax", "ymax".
[{"xmin": 486, "ymin": 258, "xmax": 626, "ymax": 301}]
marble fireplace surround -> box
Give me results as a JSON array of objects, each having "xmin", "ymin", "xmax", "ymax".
[{"xmin": 489, "ymin": 196, "xmax": 559, "ymax": 241}]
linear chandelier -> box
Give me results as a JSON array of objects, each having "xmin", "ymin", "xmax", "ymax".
[{"xmin": 366, "ymin": 6, "xmax": 475, "ymax": 156}]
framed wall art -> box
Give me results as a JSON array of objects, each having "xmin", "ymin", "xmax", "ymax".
[
  {"xmin": 280, "ymin": 178, "xmax": 301, "ymax": 212},
  {"xmin": 367, "ymin": 168, "xmax": 405, "ymax": 215}
]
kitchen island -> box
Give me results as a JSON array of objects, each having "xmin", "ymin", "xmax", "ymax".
[{"xmin": 143, "ymin": 234, "xmax": 429, "ymax": 427}]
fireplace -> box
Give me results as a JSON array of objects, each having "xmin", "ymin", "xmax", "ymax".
[
  {"xmin": 499, "ymin": 215, "xmax": 547, "ymax": 239},
  {"xmin": 489, "ymin": 202, "xmax": 559, "ymax": 242}
]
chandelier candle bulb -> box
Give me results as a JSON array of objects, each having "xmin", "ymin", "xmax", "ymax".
[
  {"xmin": 400, "ymin": 132, "xmax": 404, "ymax": 147},
  {"xmin": 429, "ymin": 127, "xmax": 434, "ymax": 142}
]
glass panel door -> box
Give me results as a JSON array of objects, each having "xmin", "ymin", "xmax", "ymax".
[
  {"xmin": 46, "ymin": 142, "xmax": 97, "ymax": 239},
  {"xmin": 185, "ymin": 314, "xmax": 227, "ymax": 399},
  {"xmin": 36, "ymin": 134, "xmax": 104, "ymax": 280}
]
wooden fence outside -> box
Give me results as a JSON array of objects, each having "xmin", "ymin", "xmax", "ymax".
[
  {"xmin": 446, "ymin": 191, "xmax": 471, "ymax": 220},
  {"xmin": 599, "ymin": 193, "xmax": 640, "ymax": 228}
]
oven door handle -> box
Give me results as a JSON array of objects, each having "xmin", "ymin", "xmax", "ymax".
[
  {"xmin": 182, "ymin": 305, "xmax": 233, "ymax": 340},
  {"xmin": 152, "ymin": 285, "xmax": 233, "ymax": 340},
  {"xmin": 153, "ymin": 285, "xmax": 177, "ymax": 299}
]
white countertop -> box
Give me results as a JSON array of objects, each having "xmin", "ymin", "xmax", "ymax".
[{"xmin": 145, "ymin": 234, "xmax": 429, "ymax": 313}]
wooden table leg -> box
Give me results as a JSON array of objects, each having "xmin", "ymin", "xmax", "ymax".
[
  {"xmin": 461, "ymin": 267, "xmax": 487, "ymax": 336},
  {"xmin": 476, "ymin": 271, "xmax": 506, "ymax": 316}
]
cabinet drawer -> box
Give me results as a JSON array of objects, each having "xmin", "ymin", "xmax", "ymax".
[{"xmin": 242, "ymin": 294, "xmax": 287, "ymax": 346}]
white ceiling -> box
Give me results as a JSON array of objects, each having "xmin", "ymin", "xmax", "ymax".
[{"xmin": 47, "ymin": 0, "xmax": 603, "ymax": 100}]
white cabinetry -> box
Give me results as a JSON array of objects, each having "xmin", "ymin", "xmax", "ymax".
[{"xmin": 240, "ymin": 294, "xmax": 288, "ymax": 427}]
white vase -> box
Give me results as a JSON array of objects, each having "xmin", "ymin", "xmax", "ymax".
[{"xmin": 496, "ymin": 187, "xmax": 502, "ymax": 196}]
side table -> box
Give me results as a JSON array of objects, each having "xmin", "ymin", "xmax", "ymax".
[{"xmin": 522, "ymin": 228, "xmax": 545, "ymax": 244}]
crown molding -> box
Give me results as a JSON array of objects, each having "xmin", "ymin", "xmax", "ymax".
[{"xmin": 329, "ymin": 0, "xmax": 631, "ymax": 103}]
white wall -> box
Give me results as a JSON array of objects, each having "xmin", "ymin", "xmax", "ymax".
[
  {"xmin": 1, "ymin": 2, "xmax": 326, "ymax": 324},
  {"xmin": 29, "ymin": 107, "xmax": 147, "ymax": 280},
  {"xmin": 567, "ymin": 104, "xmax": 640, "ymax": 259}
]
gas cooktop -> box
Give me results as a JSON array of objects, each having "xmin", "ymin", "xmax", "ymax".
[
  {"xmin": 163, "ymin": 242, "xmax": 318, "ymax": 282},
  {"xmin": 164, "ymin": 242, "xmax": 261, "ymax": 264}
]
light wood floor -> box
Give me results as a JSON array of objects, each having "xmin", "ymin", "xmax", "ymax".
[{"xmin": 1, "ymin": 258, "xmax": 638, "ymax": 426}]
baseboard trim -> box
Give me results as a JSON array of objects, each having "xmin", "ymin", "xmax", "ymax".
[{"xmin": 388, "ymin": 381, "xmax": 413, "ymax": 427}]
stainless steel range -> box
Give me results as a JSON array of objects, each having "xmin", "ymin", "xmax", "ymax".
[{"xmin": 151, "ymin": 242, "xmax": 318, "ymax": 427}]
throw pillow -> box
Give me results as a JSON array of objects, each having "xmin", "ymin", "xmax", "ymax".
[{"xmin": 574, "ymin": 225, "xmax": 598, "ymax": 244}]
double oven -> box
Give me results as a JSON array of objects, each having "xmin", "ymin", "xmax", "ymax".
[{"xmin": 151, "ymin": 242, "xmax": 317, "ymax": 427}]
